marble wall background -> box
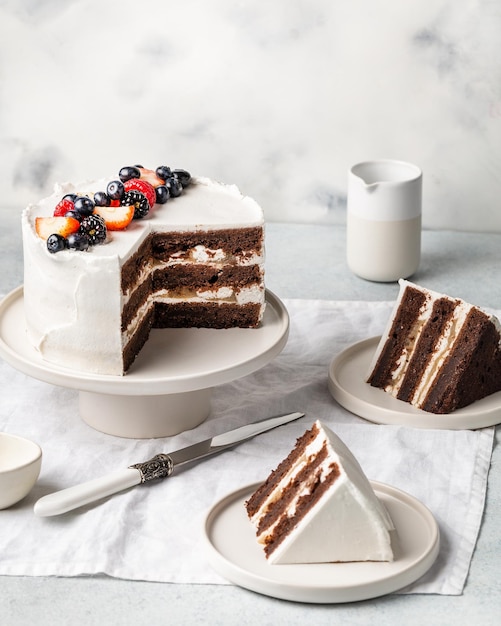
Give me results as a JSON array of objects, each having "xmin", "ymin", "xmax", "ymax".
[{"xmin": 1, "ymin": 0, "xmax": 500, "ymax": 231}]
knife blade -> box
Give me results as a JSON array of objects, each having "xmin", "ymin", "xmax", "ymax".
[{"xmin": 33, "ymin": 411, "xmax": 304, "ymax": 517}]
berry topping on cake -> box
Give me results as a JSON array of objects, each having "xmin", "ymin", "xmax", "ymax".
[
  {"xmin": 156, "ymin": 165, "xmax": 172, "ymax": 180},
  {"xmin": 166, "ymin": 176, "xmax": 183, "ymax": 197},
  {"xmin": 119, "ymin": 166, "xmax": 141, "ymax": 182},
  {"xmin": 53, "ymin": 198, "xmax": 74, "ymax": 217},
  {"xmin": 35, "ymin": 216, "xmax": 81, "ymax": 240},
  {"xmin": 137, "ymin": 167, "xmax": 165, "ymax": 188},
  {"xmin": 93, "ymin": 191, "xmax": 110, "ymax": 207},
  {"xmin": 155, "ymin": 185, "xmax": 170, "ymax": 204},
  {"xmin": 79, "ymin": 214, "xmax": 107, "ymax": 245},
  {"xmin": 46, "ymin": 233, "xmax": 68, "ymax": 254},
  {"xmin": 73, "ymin": 196, "xmax": 95, "ymax": 217},
  {"xmin": 66, "ymin": 231, "xmax": 90, "ymax": 252},
  {"xmin": 123, "ymin": 178, "xmax": 156, "ymax": 209},
  {"xmin": 173, "ymin": 169, "xmax": 192, "ymax": 187},
  {"xmin": 94, "ymin": 204, "xmax": 134, "ymax": 231},
  {"xmin": 36, "ymin": 164, "xmax": 192, "ymax": 253},
  {"xmin": 122, "ymin": 190, "xmax": 150, "ymax": 219},
  {"xmin": 107, "ymin": 180, "xmax": 125, "ymax": 200},
  {"xmin": 67, "ymin": 231, "xmax": 90, "ymax": 251}
]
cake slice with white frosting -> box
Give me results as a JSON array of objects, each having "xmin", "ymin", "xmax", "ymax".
[
  {"xmin": 367, "ymin": 279, "xmax": 501, "ymax": 413},
  {"xmin": 245, "ymin": 420, "xmax": 394, "ymax": 564}
]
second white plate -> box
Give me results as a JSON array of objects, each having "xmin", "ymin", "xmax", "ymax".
[
  {"xmin": 204, "ymin": 481, "xmax": 439, "ymax": 604},
  {"xmin": 328, "ymin": 336, "xmax": 501, "ymax": 430}
]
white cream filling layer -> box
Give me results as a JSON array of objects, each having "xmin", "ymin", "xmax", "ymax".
[
  {"xmin": 411, "ymin": 304, "xmax": 471, "ymax": 407},
  {"xmin": 123, "ymin": 285, "xmax": 265, "ymax": 346},
  {"xmin": 385, "ymin": 292, "xmax": 435, "ymax": 398},
  {"xmin": 169, "ymin": 245, "xmax": 263, "ymax": 266}
]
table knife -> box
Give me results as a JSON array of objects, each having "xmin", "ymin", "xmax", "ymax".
[{"xmin": 34, "ymin": 411, "xmax": 304, "ymax": 517}]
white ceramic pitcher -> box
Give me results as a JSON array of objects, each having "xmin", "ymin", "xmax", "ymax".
[{"xmin": 346, "ymin": 160, "xmax": 422, "ymax": 282}]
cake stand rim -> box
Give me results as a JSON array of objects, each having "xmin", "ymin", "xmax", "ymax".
[{"xmin": 0, "ymin": 285, "xmax": 289, "ymax": 396}]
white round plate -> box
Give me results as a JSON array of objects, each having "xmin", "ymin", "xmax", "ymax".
[
  {"xmin": 328, "ymin": 336, "xmax": 501, "ymax": 430},
  {"xmin": 204, "ymin": 481, "xmax": 439, "ymax": 604},
  {"xmin": 0, "ymin": 286, "xmax": 289, "ymax": 395}
]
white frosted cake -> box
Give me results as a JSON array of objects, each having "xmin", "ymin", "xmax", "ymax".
[
  {"xmin": 22, "ymin": 165, "xmax": 265, "ymax": 375},
  {"xmin": 245, "ymin": 420, "xmax": 394, "ymax": 564}
]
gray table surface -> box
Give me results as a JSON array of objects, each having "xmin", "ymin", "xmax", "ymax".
[{"xmin": 1, "ymin": 213, "xmax": 500, "ymax": 625}]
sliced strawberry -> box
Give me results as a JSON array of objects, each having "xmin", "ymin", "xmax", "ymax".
[
  {"xmin": 124, "ymin": 178, "xmax": 156, "ymax": 208},
  {"xmin": 137, "ymin": 167, "xmax": 165, "ymax": 189},
  {"xmin": 35, "ymin": 216, "xmax": 80, "ymax": 240},
  {"xmin": 93, "ymin": 204, "xmax": 134, "ymax": 231},
  {"xmin": 53, "ymin": 198, "xmax": 74, "ymax": 217}
]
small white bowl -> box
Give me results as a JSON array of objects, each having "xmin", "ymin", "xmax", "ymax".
[{"xmin": 0, "ymin": 432, "xmax": 42, "ymax": 509}]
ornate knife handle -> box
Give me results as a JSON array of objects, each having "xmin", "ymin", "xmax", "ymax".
[{"xmin": 130, "ymin": 453, "xmax": 174, "ymax": 483}]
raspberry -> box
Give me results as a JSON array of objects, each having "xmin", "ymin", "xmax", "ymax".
[
  {"xmin": 53, "ymin": 198, "xmax": 74, "ymax": 217},
  {"xmin": 123, "ymin": 178, "xmax": 156, "ymax": 208}
]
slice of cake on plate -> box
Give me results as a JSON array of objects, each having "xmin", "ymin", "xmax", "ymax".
[
  {"xmin": 245, "ymin": 420, "xmax": 394, "ymax": 564},
  {"xmin": 367, "ymin": 279, "xmax": 501, "ymax": 414},
  {"xmin": 22, "ymin": 164, "xmax": 265, "ymax": 375}
]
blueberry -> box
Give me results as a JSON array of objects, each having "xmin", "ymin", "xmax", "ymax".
[
  {"xmin": 47, "ymin": 233, "xmax": 67, "ymax": 253},
  {"xmin": 73, "ymin": 196, "xmax": 95, "ymax": 217},
  {"xmin": 166, "ymin": 176, "xmax": 183, "ymax": 197},
  {"xmin": 156, "ymin": 165, "xmax": 172, "ymax": 181},
  {"xmin": 107, "ymin": 180, "xmax": 124, "ymax": 200},
  {"xmin": 173, "ymin": 169, "xmax": 191, "ymax": 187},
  {"xmin": 62, "ymin": 193, "xmax": 78, "ymax": 203},
  {"xmin": 64, "ymin": 210, "xmax": 83, "ymax": 222},
  {"xmin": 67, "ymin": 232, "xmax": 90, "ymax": 251},
  {"xmin": 155, "ymin": 185, "xmax": 170, "ymax": 204},
  {"xmin": 94, "ymin": 190, "xmax": 110, "ymax": 207},
  {"xmin": 119, "ymin": 166, "xmax": 141, "ymax": 182}
]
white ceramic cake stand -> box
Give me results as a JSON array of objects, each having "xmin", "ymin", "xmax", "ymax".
[{"xmin": 0, "ymin": 286, "xmax": 289, "ymax": 438}]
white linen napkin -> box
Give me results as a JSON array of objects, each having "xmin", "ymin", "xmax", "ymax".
[{"xmin": 0, "ymin": 299, "xmax": 494, "ymax": 595}]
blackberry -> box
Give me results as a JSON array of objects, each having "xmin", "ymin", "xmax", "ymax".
[
  {"xmin": 47, "ymin": 233, "xmax": 67, "ymax": 254},
  {"xmin": 122, "ymin": 190, "xmax": 150, "ymax": 219},
  {"xmin": 79, "ymin": 214, "xmax": 107, "ymax": 245}
]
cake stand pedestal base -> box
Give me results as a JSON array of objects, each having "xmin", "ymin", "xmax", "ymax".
[{"xmin": 79, "ymin": 388, "xmax": 213, "ymax": 439}]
